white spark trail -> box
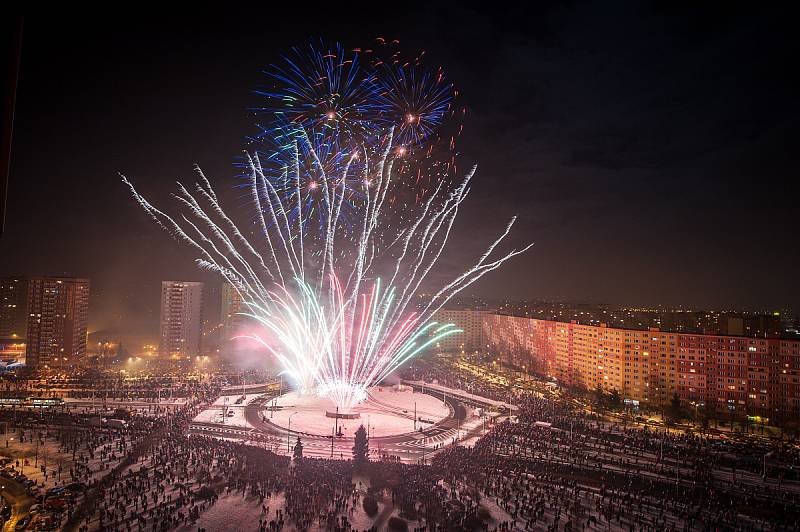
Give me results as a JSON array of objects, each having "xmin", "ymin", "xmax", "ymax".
[{"xmin": 122, "ymin": 126, "xmax": 531, "ymax": 411}]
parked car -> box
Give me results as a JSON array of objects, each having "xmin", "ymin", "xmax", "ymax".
[
  {"xmin": 34, "ymin": 513, "xmax": 62, "ymax": 530},
  {"xmin": 64, "ymin": 482, "xmax": 86, "ymax": 493},
  {"xmin": 44, "ymin": 498, "xmax": 66, "ymax": 509}
]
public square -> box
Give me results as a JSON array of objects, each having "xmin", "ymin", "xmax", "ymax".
[
  {"xmin": 2, "ymin": 6, "xmax": 800, "ymax": 531},
  {"xmin": 1, "ymin": 357, "xmax": 799, "ymax": 531}
]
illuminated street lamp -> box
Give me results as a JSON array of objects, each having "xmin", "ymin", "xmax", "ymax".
[{"xmin": 288, "ymin": 411, "xmax": 299, "ymax": 452}]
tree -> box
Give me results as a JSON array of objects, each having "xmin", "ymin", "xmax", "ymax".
[
  {"xmin": 698, "ymin": 404, "xmax": 711, "ymax": 432},
  {"xmin": 665, "ymin": 393, "xmax": 683, "ymax": 425},
  {"xmin": 292, "ymin": 437, "xmax": 303, "ymax": 460},
  {"xmin": 353, "ymin": 424, "xmax": 369, "ymax": 466},
  {"xmin": 592, "ymin": 384, "xmax": 606, "ymax": 413},
  {"xmin": 772, "ymin": 407, "xmax": 785, "ymax": 439},
  {"xmin": 608, "ymin": 389, "xmax": 622, "ymax": 410}
]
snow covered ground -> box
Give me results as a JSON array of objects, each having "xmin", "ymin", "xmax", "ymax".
[
  {"xmin": 190, "ymin": 393, "xmax": 267, "ymax": 429},
  {"xmin": 265, "ymin": 385, "xmax": 450, "ymax": 438},
  {"xmin": 171, "ymin": 478, "xmax": 511, "ymax": 532},
  {"xmin": 210, "ymin": 393, "xmax": 263, "ymax": 407},
  {"xmin": 176, "ymin": 491, "xmax": 284, "ymax": 532},
  {"xmin": 192, "ymin": 404, "xmax": 253, "ymax": 429},
  {"xmin": 402, "ymin": 380, "xmax": 517, "ymax": 410},
  {"xmin": 1, "ymin": 428, "xmax": 134, "ymax": 492}
]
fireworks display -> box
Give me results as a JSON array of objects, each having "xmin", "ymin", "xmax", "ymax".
[{"xmin": 123, "ymin": 40, "xmax": 532, "ymax": 411}]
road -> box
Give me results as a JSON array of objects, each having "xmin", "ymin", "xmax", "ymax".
[
  {"xmin": 0, "ymin": 475, "xmax": 33, "ymax": 532},
  {"xmin": 188, "ymin": 391, "xmax": 501, "ymax": 463}
]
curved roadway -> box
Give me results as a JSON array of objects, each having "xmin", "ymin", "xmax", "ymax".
[{"xmin": 189, "ymin": 387, "xmax": 499, "ymax": 462}]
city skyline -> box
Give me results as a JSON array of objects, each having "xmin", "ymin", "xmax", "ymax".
[
  {"xmin": 1, "ymin": 6, "xmax": 798, "ymax": 338},
  {"xmin": 2, "ymin": 273, "xmax": 796, "ymax": 341}
]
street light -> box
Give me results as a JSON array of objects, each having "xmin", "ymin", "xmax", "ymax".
[{"xmin": 287, "ymin": 411, "xmax": 298, "ymax": 452}]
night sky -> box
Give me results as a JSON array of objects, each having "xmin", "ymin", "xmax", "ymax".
[{"xmin": 1, "ymin": 4, "xmax": 797, "ymax": 334}]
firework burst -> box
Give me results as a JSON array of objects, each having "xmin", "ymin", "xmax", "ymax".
[{"xmin": 123, "ymin": 41, "xmax": 531, "ymax": 411}]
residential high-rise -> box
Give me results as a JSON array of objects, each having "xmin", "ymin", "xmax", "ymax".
[
  {"xmin": 481, "ymin": 311, "xmax": 800, "ymax": 423},
  {"xmin": 25, "ymin": 277, "xmax": 90, "ymax": 369},
  {"xmin": 220, "ymin": 283, "xmax": 244, "ymax": 344},
  {"xmin": 430, "ymin": 308, "xmax": 489, "ymax": 352},
  {"xmin": 160, "ymin": 281, "xmax": 204, "ymax": 357},
  {"xmin": 0, "ymin": 277, "xmax": 28, "ymax": 339},
  {"xmin": 0, "ymin": 277, "xmax": 28, "ymax": 360}
]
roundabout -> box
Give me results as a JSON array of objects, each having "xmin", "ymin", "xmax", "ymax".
[
  {"xmin": 262, "ymin": 384, "xmax": 451, "ymax": 438},
  {"xmin": 190, "ymin": 381, "xmax": 510, "ymax": 462}
]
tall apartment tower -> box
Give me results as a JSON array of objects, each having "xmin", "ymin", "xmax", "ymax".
[
  {"xmin": 430, "ymin": 308, "xmax": 489, "ymax": 352},
  {"xmin": 25, "ymin": 277, "xmax": 90, "ymax": 369},
  {"xmin": 0, "ymin": 277, "xmax": 28, "ymax": 338},
  {"xmin": 160, "ymin": 281, "xmax": 204, "ymax": 357},
  {"xmin": 220, "ymin": 282, "xmax": 244, "ymax": 343}
]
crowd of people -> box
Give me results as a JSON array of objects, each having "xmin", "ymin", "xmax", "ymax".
[
  {"xmin": 69, "ymin": 423, "xmax": 370, "ymax": 531},
  {"xmin": 0, "ymin": 405, "xmax": 167, "ymax": 529},
  {"xmin": 402, "ymin": 361, "xmax": 518, "ymax": 405},
  {"xmin": 425, "ymin": 393, "xmax": 800, "ymax": 531},
  {"xmin": 2, "ymin": 363, "xmax": 799, "ymax": 531}
]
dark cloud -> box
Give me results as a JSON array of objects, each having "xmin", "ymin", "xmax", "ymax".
[{"xmin": 1, "ymin": 3, "xmax": 797, "ymax": 336}]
